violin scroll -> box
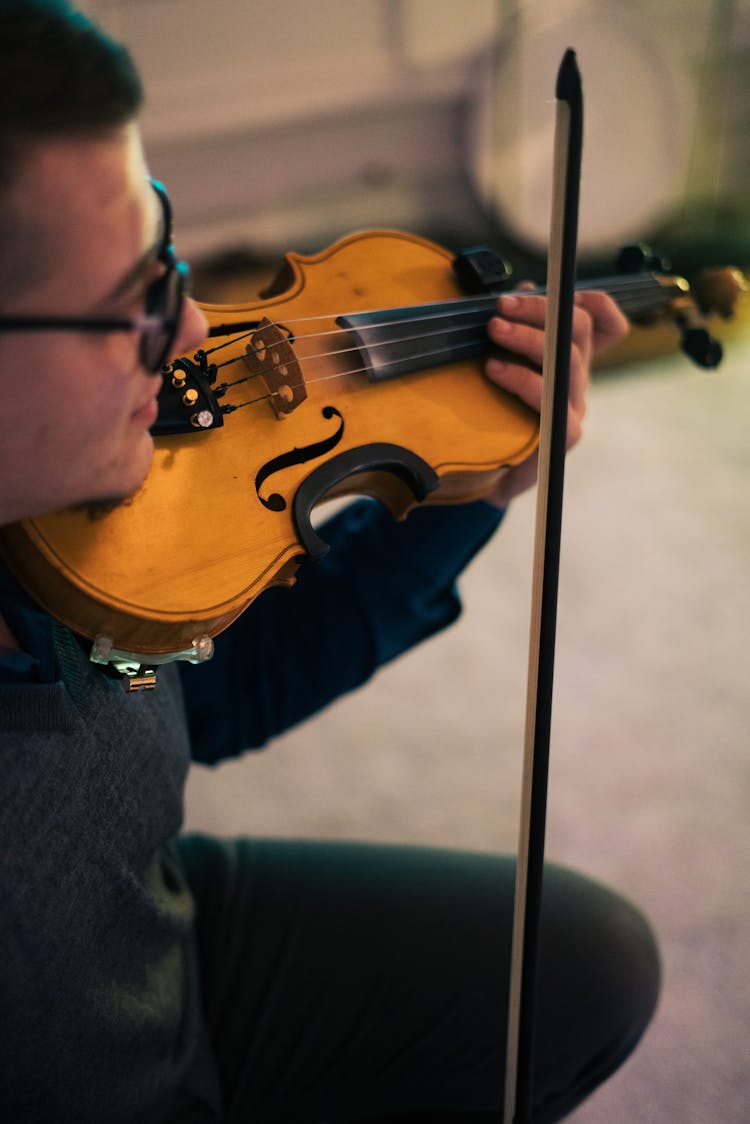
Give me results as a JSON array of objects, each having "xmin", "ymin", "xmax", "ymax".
[
  {"xmin": 666, "ymin": 264, "xmax": 745, "ymax": 368},
  {"xmin": 690, "ymin": 266, "xmax": 748, "ymax": 320},
  {"xmin": 614, "ymin": 243, "xmax": 747, "ymax": 370}
]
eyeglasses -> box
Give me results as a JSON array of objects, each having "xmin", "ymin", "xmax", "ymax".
[{"xmin": 0, "ymin": 178, "xmax": 190, "ymax": 374}]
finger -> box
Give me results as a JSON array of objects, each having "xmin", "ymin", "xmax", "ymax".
[
  {"xmin": 496, "ymin": 292, "xmax": 547, "ymax": 327},
  {"xmin": 494, "ymin": 290, "xmax": 628, "ymax": 363},
  {"xmin": 568, "ymin": 303, "xmax": 594, "ymax": 414},
  {"xmin": 485, "ymin": 355, "xmax": 544, "ymax": 415},
  {"xmin": 487, "ymin": 296, "xmax": 547, "ymax": 371},
  {"xmin": 493, "ymin": 293, "xmax": 597, "ymax": 364},
  {"xmin": 489, "ymin": 296, "xmax": 593, "ymax": 414},
  {"xmin": 485, "ymin": 353, "xmax": 584, "ymax": 446},
  {"xmin": 574, "ymin": 290, "xmax": 629, "ymax": 354}
]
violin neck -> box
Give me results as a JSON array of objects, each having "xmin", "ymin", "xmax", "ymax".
[
  {"xmin": 336, "ymin": 272, "xmax": 672, "ymax": 384},
  {"xmin": 575, "ymin": 271, "xmax": 677, "ymax": 320}
]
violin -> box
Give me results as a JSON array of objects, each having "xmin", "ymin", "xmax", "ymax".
[{"xmin": 0, "ymin": 228, "xmax": 744, "ymax": 666}]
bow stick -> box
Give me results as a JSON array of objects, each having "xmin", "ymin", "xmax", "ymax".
[{"xmin": 503, "ymin": 49, "xmax": 583, "ymax": 1124}]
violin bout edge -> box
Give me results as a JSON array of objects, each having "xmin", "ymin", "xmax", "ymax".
[
  {"xmin": 0, "ymin": 454, "xmax": 523, "ymax": 659},
  {"xmin": 0, "ymin": 519, "xmax": 303, "ymax": 658}
]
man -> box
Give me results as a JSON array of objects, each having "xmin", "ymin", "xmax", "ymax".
[{"xmin": 0, "ymin": 3, "xmax": 658, "ymax": 1122}]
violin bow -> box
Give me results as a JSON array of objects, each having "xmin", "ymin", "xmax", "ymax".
[{"xmin": 503, "ymin": 49, "xmax": 583, "ymax": 1124}]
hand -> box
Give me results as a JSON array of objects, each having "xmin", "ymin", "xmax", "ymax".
[{"xmin": 483, "ymin": 289, "xmax": 629, "ymax": 506}]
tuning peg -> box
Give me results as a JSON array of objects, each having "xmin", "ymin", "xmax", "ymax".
[
  {"xmin": 615, "ymin": 243, "xmax": 671, "ymax": 273},
  {"xmin": 680, "ymin": 326, "xmax": 723, "ymax": 369}
]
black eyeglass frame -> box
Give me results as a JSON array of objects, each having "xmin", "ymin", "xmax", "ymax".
[{"xmin": 0, "ymin": 178, "xmax": 190, "ymax": 373}]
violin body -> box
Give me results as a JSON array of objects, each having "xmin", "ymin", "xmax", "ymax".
[{"xmin": 0, "ymin": 230, "xmax": 538, "ymax": 658}]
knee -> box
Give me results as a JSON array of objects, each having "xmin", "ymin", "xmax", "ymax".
[
  {"xmin": 532, "ymin": 866, "xmax": 660, "ymax": 1119},
  {"xmin": 542, "ymin": 865, "xmax": 660, "ymax": 1036}
]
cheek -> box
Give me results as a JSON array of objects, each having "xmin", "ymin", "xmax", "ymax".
[
  {"xmin": 74, "ymin": 344, "xmax": 148, "ymax": 454},
  {"xmin": 0, "ymin": 338, "xmax": 74, "ymax": 448},
  {"xmin": 8, "ymin": 337, "xmax": 142, "ymax": 467},
  {"xmin": 84, "ymin": 331, "xmax": 143, "ymax": 385},
  {"xmin": 0, "ymin": 321, "xmax": 155, "ymax": 517}
]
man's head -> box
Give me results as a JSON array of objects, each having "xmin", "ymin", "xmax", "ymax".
[
  {"xmin": 0, "ymin": 1, "xmax": 208, "ymax": 525},
  {"xmin": 0, "ymin": 0, "xmax": 143, "ymax": 300}
]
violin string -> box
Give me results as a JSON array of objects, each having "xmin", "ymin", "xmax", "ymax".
[
  {"xmin": 204, "ymin": 306, "xmax": 477, "ymax": 365},
  {"xmin": 222, "ymin": 350, "xmax": 448, "ymax": 412},
  {"xmin": 217, "ymin": 308, "xmax": 639, "ymax": 410},
  {"xmin": 214, "ymin": 316, "xmax": 497, "ymax": 391},
  {"xmin": 217, "ymin": 342, "xmax": 475, "ymax": 403},
  {"xmin": 217, "ymin": 272, "xmax": 676, "ymax": 410},
  {"xmin": 199, "ymin": 297, "xmax": 499, "ymax": 359},
  {"xmin": 175, "ymin": 274, "xmax": 670, "ymax": 410},
  {"xmin": 220, "ymin": 276, "xmax": 664, "ymax": 412},
  {"xmin": 204, "ymin": 312, "xmax": 501, "ymax": 391},
  {"xmin": 202, "ymin": 275, "xmax": 669, "ymax": 401},
  {"xmin": 204, "ymin": 284, "xmax": 668, "ymax": 391},
  {"xmin": 197, "ymin": 273, "xmax": 669, "ymax": 363}
]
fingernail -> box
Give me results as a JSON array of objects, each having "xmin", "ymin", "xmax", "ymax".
[{"xmin": 500, "ymin": 295, "xmax": 520, "ymax": 312}]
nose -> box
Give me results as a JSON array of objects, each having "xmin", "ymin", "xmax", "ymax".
[{"xmin": 170, "ymin": 296, "xmax": 210, "ymax": 363}]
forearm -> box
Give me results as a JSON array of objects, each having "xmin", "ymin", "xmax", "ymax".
[{"xmin": 181, "ymin": 498, "xmax": 504, "ymax": 762}]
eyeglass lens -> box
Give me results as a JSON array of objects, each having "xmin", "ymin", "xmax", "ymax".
[
  {"xmin": 140, "ymin": 181, "xmax": 190, "ymax": 373},
  {"xmin": 141, "ymin": 260, "xmax": 188, "ymax": 372}
]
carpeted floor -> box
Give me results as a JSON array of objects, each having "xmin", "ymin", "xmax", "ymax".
[{"xmin": 184, "ymin": 315, "xmax": 750, "ymax": 1122}]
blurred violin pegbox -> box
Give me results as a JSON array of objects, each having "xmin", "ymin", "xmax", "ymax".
[
  {"xmin": 243, "ymin": 317, "xmax": 307, "ymax": 418},
  {"xmin": 690, "ymin": 267, "xmax": 748, "ymax": 320}
]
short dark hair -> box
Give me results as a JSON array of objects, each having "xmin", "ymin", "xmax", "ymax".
[
  {"xmin": 0, "ymin": 0, "xmax": 143, "ymax": 161},
  {"xmin": 0, "ymin": 0, "xmax": 143, "ymax": 299}
]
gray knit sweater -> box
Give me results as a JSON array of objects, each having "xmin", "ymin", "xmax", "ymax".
[
  {"xmin": 1, "ymin": 628, "xmax": 199, "ymax": 1121},
  {"xmin": 0, "ymin": 499, "xmax": 503, "ymax": 1122}
]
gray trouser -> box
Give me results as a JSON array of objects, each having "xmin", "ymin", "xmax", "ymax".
[{"xmin": 173, "ymin": 836, "xmax": 660, "ymax": 1123}]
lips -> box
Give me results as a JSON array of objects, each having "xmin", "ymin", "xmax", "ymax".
[{"xmin": 132, "ymin": 396, "xmax": 159, "ymax": 427}]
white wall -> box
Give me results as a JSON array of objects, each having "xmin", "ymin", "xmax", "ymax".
[{"xmin": 88, "ymin": 1, "xmax": 744, "ymax": 262}]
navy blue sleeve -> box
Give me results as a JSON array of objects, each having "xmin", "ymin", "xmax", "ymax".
[{"xmin": 180, "ymin": 498, "xmax": 504, "ymax": 763}]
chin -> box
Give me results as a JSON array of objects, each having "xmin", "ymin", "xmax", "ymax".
[
  {"xmin": 71, "ymin": 443, "xmax": 154, "ymax": 518},
  {"xmin": 116, "ymin": 434, "xmax": 155, "ymax": 494},
  {"xmin": 72, "ymin": 483, "xmax": 141, "ymax": 520}
]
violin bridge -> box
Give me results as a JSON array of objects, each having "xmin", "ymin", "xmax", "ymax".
[{"xmin": 243, "ymin": 317, "xmax": 307, "ymax": 418}]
